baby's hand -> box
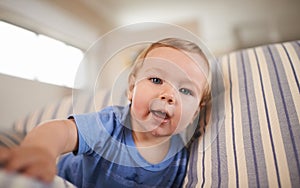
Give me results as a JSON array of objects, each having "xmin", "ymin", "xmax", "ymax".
[{"xmin": 0, "ymin": 146, "xmax": 57, "ymax": 183}]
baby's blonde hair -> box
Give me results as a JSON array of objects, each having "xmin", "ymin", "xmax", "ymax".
[{"xmin": 128, "ymin": 38, "xmax": 211, "ymax": 106}]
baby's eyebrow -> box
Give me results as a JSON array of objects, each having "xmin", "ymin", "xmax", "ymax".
[{"xmin": 144, "ymin": 67, "xmax": 166, "ymax": 75}]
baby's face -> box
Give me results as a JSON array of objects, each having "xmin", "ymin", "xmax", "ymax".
[{"xmin": 128, "ymin": 47, "xmax": 208, "ymax": 137}]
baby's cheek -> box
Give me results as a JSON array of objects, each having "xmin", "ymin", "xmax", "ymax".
[
  {"xmin": 132, "ymin": 101, "xmax": 144, "ymax": 113},
  {"xmin": 181, "ymin": 103, "xmax": 198, "ymax": 123},
  {"xmin": 132, "ymin": 96, "xmax": 148, "ymax": 116}
]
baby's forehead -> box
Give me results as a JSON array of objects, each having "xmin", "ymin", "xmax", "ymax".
[
  {"xmin": 143, "ymin": 47, "xmax": 208, "ymax": 76},
  {"xmin": 141, "ymin": 59, "xmax": 204, "ymax": 80}
]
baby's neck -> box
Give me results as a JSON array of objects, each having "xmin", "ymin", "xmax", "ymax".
[{"xmin": 132, "ymin": 131, "xmax": 171, "ymax": 164}]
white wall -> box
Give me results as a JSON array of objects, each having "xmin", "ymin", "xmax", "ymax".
[
  {"xmin": 0, "ymin": 74, "xmax": 71, "ymax": 130},
  {"xmin": 195, "ymin": 1, "xmax": 300, "ymax": 55}
]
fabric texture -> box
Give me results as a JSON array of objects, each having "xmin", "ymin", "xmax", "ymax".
[
  {"xmin": 12, "ymin": 90, "xmax": 111, "ymax": 135},
  {"xmin": 58, "ymin": 105, "xmax": 188, "ymax": 188},
  {"xmin": 0, "ymin": 169, "xmax": 76, "ymax": 188},
  {"xmin": 0, "ymin": 130, "xmax": 25, "ymax": 147},
  {"xmin": 184, "ymin": 40, "xmax": 300, "ymax": 187}
]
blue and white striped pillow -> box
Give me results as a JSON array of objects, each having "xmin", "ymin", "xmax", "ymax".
[{"xmin": 184, "ymin": 40, "xmax": 300, "ymax": 187}]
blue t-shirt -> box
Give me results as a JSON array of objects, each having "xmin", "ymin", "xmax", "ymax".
[{"xmin": 57, "ymin": 105, "xmax": 188, "ymax": 188}]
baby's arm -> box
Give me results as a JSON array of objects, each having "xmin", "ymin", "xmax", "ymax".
[{"xmin": 0, "ymin": 119, "xmax": 78, "ymax": 182}]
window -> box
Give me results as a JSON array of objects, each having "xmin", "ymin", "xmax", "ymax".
[{"xmin": 0, "ymin": 21, "xmax": 83, "ymax": 88}]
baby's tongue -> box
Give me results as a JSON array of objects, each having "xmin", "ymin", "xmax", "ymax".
[{"xmin": 152, "ymin": 111, "xmax": 167, "ymax": 119}]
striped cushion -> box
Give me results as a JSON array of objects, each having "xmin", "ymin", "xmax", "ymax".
[
  {"xmin": 184, "ymin": 40, "xmax": 300, "ymax": 187},
  {"xmin": 0, "ymin": 130, "xmax": 25, "ymax": 147},
  {"xmin": 12, "ymin": 90, "xmax": 111, "ymax": 135},
  {"xmin": 12, "ymin": 96, "xmax": 74, "ymax": 135}
]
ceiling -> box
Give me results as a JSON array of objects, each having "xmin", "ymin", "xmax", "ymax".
[{"xmin": 0, "ymin": 0, "xmax": 299, "ymax": 55}]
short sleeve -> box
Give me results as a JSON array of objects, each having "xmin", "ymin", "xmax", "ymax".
[{"xmin": 70, "ymin": 106, "xmax": 122, "ymax": 155}]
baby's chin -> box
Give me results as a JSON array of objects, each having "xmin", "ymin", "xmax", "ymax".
[{"xmin": 150, "ymin": 126, "xmax": 178, "ymax": 137}]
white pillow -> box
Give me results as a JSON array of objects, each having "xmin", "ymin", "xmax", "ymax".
[{"xmin": 0, "ymin": 169, "xmax": 76, "ymax": 188}]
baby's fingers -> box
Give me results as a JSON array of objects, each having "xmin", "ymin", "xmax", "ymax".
[
  {"xmin": 3, "ymin": 147, "xmax": 29, "ymax": 172},
  {"xmin": 4, "ymin": 147, "xmax": 57, "ymax": 182},
  {"xmin": 4, "ymin": 147, "xmax": 41, "ymax": 171},
  {"xmin": 0, "ymin": 147, "xmax": 27, "ymax": 173}
]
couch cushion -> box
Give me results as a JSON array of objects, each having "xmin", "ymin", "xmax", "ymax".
[
  {"xmin": 184, "ymin": 40, "xmax": 300, "ymax": 187},
  {"xmin": 12, "ymin": 89, "xmax": 111, "ymax": 135},
  {"xmin": 0, "ymin": 130, "xmax": 25, "ymax": 147}
]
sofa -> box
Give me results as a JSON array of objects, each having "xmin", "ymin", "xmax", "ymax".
[{"xmin": 0, "ymin": 40, "xmax": 299, "ymax": 187}]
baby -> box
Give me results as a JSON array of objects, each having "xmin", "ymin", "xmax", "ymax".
[{"xmin": 0, "ymin": 38, "xmax": 211, "ymax": 187}]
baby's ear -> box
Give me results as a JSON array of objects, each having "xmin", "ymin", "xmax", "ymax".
[
  {"xmin": 200, "ymin": 101, "xmax": 206, "ymax": 108},
  {"xmin": 191, "ymin": 106, "xmax": 201, "ymax": 123},
  {"xmin": 127, "ymin": 75, "xmax": 135, "ymax": 101}
]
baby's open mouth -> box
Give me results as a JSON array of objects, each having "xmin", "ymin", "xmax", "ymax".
[{"xmin": 150, "ymin": 110, "xmax": 170, "ymax": 120}]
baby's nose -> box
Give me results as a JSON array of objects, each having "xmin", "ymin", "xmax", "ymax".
[
  {"xmin": 160, "ymin": 94, "xmax": 175, "ymax": 104},
  {"xmin": 159, "ymin": 85, "xmax": 176, "ymax": 104}
]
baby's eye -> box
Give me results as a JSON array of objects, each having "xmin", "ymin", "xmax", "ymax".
[
  {"xmin": 179, "ymin": 88, "xmax": 192, "ymax": 96},
  {"xmin": 149, "ymin": 77, "xmax": 163, "ymax": 84}
]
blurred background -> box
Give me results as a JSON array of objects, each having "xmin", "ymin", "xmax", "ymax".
[{"xmin": 0, "ymin": 0, "xmax": 299, "ymax": 128}]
